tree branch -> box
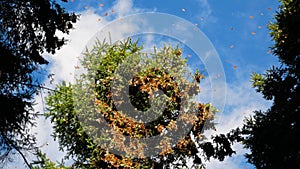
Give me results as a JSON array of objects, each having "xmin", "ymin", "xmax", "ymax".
[{"xmin": 2, "ymin": 134, "xmax": 33, "ymax": 169}]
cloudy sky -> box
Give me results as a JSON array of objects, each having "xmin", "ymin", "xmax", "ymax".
[{"xmin": 9, "ymin": 0, "xmax": 281, "ymax": 168}]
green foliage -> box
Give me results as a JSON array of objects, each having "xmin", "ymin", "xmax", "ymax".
[
  {"xmin": 31, "ymin": 151, "xmax": 72, "ymax": 169},
  {"xmin": 237, "ymin": 0, "xmax": 300, "ymax": 168},
  {"xmin": 268, "ymin": 0, "xmax": 300, "ymax": 69},
  {"xmin": 46, "ymin": 38, "xmax": 235, "ymax": 169},
  {"xmin": 251, "ymin": 73, "xmax": 266, "ymax": 94},
  {"xmin": 0, "ymin": 0, "xmax": 77, "ymax": 167}
]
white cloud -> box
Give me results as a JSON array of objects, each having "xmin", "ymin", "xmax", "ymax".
[
  {"xmin": 45, "ymin": 10, "xmax": 107, "ymax": 84},
  {"xmin": 112, "ymin": 0, "xmax": 142, "ymax": 18},
  {"xmin": 200, "ymin": 79, "xmax": 271, "ymax": 169},
  {"xmin": 196, "ymin": 0, "xmax": 217, "ymax": 23},
  {"xmin": 197, "ymin": 0, "xmax": 212, "ymax": 18}
]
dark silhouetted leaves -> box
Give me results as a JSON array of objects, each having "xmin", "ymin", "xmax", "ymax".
[
  {"xmin": 236, "ymin": 0, "xmax": 300, "ymax": 168},
  {"xmin": 0, "ymin": 0, "xmax": 77, "ymax": 167}
]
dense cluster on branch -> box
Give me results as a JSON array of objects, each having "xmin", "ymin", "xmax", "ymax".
[{"xmin": 45, "ymin": 39, "xmax": 235, "ymax": 169}]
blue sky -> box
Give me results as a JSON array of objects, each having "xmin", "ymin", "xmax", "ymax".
[
  {"xmin": 8, "ymin": 0, "xmax": 282, "ymax": 168},
  {"xmin": 61, "ymin": 0, "xmax": 280, "ymax": 81}
]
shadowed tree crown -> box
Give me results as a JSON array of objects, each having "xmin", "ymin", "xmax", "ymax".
[
  {"xmin": 239, "ymin": 0, "xmax": 300, "ymax": 168},
  {"xmin": 0, "ymin": 0, "xmax": 77, "ymax": 167}
]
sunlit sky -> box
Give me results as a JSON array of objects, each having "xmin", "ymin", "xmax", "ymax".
[{"xmin": 9, "ymin": 0, "xmax": 282, "ymax": 168}]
